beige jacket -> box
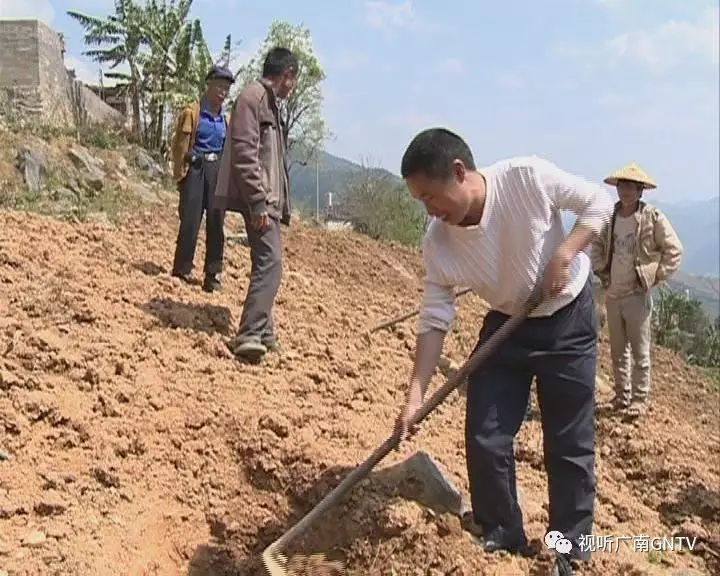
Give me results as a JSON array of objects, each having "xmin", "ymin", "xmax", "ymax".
[
  {"xmin": 170, "ymin": 101, "xmax": 230, "ymax": 183},
  {"xmin": 213, "ymin": 78, "xmax": 290, "ymax": 224},
  {"xmin": 591, "ymin": 201, "xmax": 683, "ymax": 292}
]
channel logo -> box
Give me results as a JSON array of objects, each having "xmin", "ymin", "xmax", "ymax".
[{"xmin": 545, "ymin": 530, "xmax": 573, "ymax": 555}]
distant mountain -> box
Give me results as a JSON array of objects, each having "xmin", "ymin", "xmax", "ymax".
[
  {"xmin": 288, "ymin": 150, "xmax": 401, "ymax": 214},
  {"xmin": 654, "ymin": 197, "xmax": 719, "ymax": 277}
]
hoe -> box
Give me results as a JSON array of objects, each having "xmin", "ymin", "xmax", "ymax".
[{"xmin": 262, "ymin": 283, "xmax": 544, "ymax": 576}]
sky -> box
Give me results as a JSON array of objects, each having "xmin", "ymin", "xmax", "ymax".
[{"xmin": 1, "ymin": 0, "xmax": 718, "ymax": 203}]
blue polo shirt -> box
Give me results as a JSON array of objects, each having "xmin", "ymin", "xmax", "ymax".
[{"xmin": 193, "ymin": 100, "xmax": 225, "ymax": 154}]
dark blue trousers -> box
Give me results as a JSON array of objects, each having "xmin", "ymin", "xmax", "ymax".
[{"xmin": 465, "ymin": 279, "xmax": 597, "ymax": 561}]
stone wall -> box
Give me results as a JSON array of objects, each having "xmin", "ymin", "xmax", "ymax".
[
  {"xmin": 37, "ymin": 20, "xmax": 74, "ymax": 126},
  {"xmin": 0, "ymin": 19, "xmax": 124, "ymax": 129}
]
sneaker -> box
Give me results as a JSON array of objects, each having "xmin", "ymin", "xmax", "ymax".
[
  {"xmin": 202, "ymin": 274, "xmax": 221, "ymax": 293},
  {"xmin": 231, "ymin": 339, "xmax": 267, "ymax": 362},
  {"xmin": 603, "ymin": 395, "xmax": 629, "ymax": 411},
  {"xmin": 627, "ymin": 400, "xmax": 648, "ymax": 418},
  {"xmin": 263, "ymin": 338, "xmax": 282, "ymax": 354}
]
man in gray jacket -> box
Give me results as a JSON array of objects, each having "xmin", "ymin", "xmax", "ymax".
[{"xmin": 214, "ymin": 47, "xmax": 298, "ymax": 362}]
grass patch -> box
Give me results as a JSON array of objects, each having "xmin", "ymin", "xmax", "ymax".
[{"xmin": 700, "ymin": 366, "xmax": 720, "ymax": 389}]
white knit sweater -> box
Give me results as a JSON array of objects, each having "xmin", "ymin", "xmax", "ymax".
[{"xmin": 418, "ymin": 156, "xmax": 614, "ymax": 334}]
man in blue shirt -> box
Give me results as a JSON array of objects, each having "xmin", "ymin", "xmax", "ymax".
[{"xmin": 171, "ymin": 65, "xmax": 234, "ymax": 292}]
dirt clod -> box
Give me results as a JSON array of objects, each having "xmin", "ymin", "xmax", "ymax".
[{"xmin": 285, "ymin": 553, "xmax": 346, "ymax": 576}]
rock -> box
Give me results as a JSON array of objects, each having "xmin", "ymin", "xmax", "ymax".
[
  {"xmin": 22, "ymin": 530, "xmax": 46, "ymax": 548},
  {"xmin": 84, "ymin": 212, "xmax": 114, "ymax": 228},
  {"xmin": 46, "ymin": 523, "xmax": 70, "ymax": 540},
  {"xmin": 134, "ymin": 149, "xmax": 164, "ymax": 180},
  {"xmin": 675, "ymin": 518, "xmax": 709, "ymax": 541},
  {"xmin": 115, "ymin": 156, "xmax": 129, "ymax": 175},
  {"xmin": 0, "ymin": 538, "xmax": 13, "ymax": 555},
  {"xmin": 16, "ymin": 146, "xmax": 46, "ymax": 192},
  {"xmin": 92, "ymin": 467, "xmax": 121, "ymax": 488},
  {"xmin": 130, "ymin": 182, "xmax": 160, "ymax": 204},
  {"xmin": 34, "ymin": 491, "xmax": 68, "ymax": 516},
  {"xmin": 40, "ymin": 472, "xmax": 63, "ymax": 490},
  {"xmin": 0, "ymin": 369, "xmax": 16, "ymax": 391},
  {"xmin": 259, "ymin": 414, "xmax": 290, "ymax": 438},
  {"xmin": 148, "ymin": 396, "xmax": 163, "ymax": 411},
  {"xmin": 68, "ymin": 145, "xmax": 105, "ymax": 191},
  {"xmin": 0, "ymin": 493, "xmax": 26, "ymax": 519},
  {"xmin": 0, "ymin": 450, "xmax": 7, "ymax": 462}
]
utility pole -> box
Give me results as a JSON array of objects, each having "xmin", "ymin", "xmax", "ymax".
[{"xmin": 315, "ymin": 154, "xmax": 320, "ymax": 222}]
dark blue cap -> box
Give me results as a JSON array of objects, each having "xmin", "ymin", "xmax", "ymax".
[{"xmin": 205, "ymin": 65, "xmax": 235, "ymax": 84}]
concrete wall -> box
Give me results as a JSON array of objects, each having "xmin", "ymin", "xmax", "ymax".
[
  {"xmin": 0, "ymin": 19, "xmax": 124, "ymax": 129},
  {"xmin": 0, "ymin": 20, "xmax": 40, "ymax": 87}
]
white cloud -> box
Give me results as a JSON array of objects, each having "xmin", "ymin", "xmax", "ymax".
[
  {"xmin": 604, "ymin": 8, "xmax": 719, "ymax": 73},
  {"xmin": 557, "ymin": 8, "xmax": 719, "ymax": 75},
  {"xmin": 438, "ymin": 57, "xmax": 465, "ymax": 76},
  {"xmin": 365, "ymin": 0, "xmax": 416, "ymax": 30},
  {"xmin": 0, "ymin": 0, "xmax": 54, "ymax": 24},
  {"xmin": 496, "ymin": 71, "xmax": 526, "ymax": 90}
]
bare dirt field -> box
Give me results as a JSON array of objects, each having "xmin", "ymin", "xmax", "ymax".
[{"xmin": 0, "ymin": 206, "xmax": 718, "ymax": 576}]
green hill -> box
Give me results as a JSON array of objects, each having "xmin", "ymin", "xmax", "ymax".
[{"xmin": 288, "ymin": 150, "xmax": 401, "ymax": 215}]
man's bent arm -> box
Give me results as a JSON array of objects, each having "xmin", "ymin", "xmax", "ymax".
[
  {"xmin": 405, "ymin": 278, "xmax": 456, "ymax": 404},
  {"xmin": 534, "ymin": 157, "xmax": 615, "ymax": 254},
  {"xmin": 231, "ymin": 92, "xmax": 267, "ymax": 216},
  {"xmin": 405, "ymin": 328, "xmax": 446, "ymax": 405},
  {"xmin": 558, "ymin": 222, "xmax": 596, "ymax": 261}
]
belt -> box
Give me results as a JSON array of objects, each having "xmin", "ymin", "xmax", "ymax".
[{"xmin": 190, "ymin": 152, "xmax": 220, "ymax": 164}]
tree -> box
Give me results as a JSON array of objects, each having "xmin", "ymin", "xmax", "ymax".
[
  {"xmin": 68, "ymin": 0, "xmax": 146, "ymax": 138},
  {"xmin": 653, "ymin": 286, "xmax": 720, "ymax": 368},
  {"xmin": 234, "ymin": 21, "xmax": 328, "ymax": 166},
  {"xmin": 70, "ymin": 0, "xmax": 212, "ymax": 152},
  {"xmin": 141, "ymin": 0, "xmax": 209, "ymax": 150},
  {"xmin": 341, "ymin": 160, "xmax": 426, "ymax": 247}
]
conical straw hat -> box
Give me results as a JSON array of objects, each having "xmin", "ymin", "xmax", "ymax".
[{"xmin": 603, "ymin": 162, "xmax": 657, "ymax": 189}]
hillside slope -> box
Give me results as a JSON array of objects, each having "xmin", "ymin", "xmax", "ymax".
[
  {"xmin": 288, "ymin": 150, "xmax": 402, "ymax": 214},
  {"xmin": 0, "ymin": 206, "xmax": 718, "ymax": 576}
]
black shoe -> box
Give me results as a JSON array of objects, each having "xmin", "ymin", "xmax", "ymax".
[
  {"xmin": 202, "ymin": 274, "xmax": 221, "ymax": 293},
  {"xmin": 471, "ymin": 526, "xmax": 528, "ymax": 555},
  {"xmin": 552, "ymin": 552, "xmax": 578, "ymax": 576},
  {"xmin": 172, "ymin": 271, "xmax": 192, "ymax": 283}
]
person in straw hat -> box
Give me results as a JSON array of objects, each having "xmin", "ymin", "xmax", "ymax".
[{"xmin": 591, "ymin": 162, "xmax": 682, "ymax": 417}]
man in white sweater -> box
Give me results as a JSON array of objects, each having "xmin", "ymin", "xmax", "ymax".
[{"xmin": 395, "ymin": 128, "xmax": 614, "ymax": 570}]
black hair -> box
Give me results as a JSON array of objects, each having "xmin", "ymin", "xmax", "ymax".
[
  {"xmin": 400, "ymin": 127, "xmax": 476, "ymax": 180},
  {"xmin": 262, "ymin": 47, "xmax": 299, "ymax": 78}
]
